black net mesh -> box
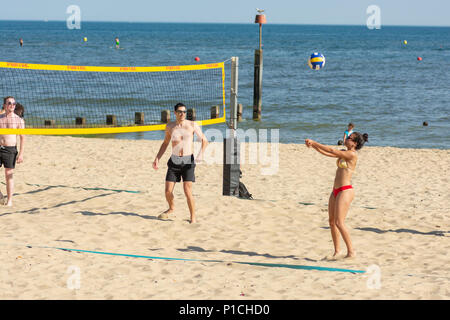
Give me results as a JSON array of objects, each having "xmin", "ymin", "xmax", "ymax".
[{"xmin": 0, "ymin": 63, "xmax": 225, "ymax": 130}]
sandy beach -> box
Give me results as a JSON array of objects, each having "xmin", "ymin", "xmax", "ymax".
[{"xmin": 0, "ymin": 135, "xmax": 448, "ymax": 299}]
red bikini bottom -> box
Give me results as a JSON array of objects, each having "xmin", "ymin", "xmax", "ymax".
[{"xmin": 332, "ymin": 185, "xmax": 353, "ymax": 198}]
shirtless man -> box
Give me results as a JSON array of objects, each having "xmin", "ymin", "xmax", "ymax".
[
  {"xmin": 153, "ymin": 103, "xmax": 208, "ymax": 223},
  {"xmin": 0, "ymin": 96, "xmax": 25, "ymax": 206}
]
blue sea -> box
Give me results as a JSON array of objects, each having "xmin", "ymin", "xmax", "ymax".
[{"xmin": 1, "ymin": 21, "xmax": 449, "ymax": 149}]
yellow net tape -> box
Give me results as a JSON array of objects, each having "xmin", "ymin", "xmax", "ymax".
[
  {"xmin": 0, "ymin": 61, "xmax": 226, "ymax": 135},
  {"xmin": 0, "ymin": 61, "xmax": 224, "ymax": 73}
]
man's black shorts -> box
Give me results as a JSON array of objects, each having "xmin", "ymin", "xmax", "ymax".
[
  {"xmin": 166, "ymin": 154, "xmax": 195, "ymax": 183},
  {"xmin": 0, "ymin": 146, "xmax": 18, "ymax": 169}
]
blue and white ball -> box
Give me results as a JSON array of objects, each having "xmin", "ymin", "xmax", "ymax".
[{"xmin": 308, "ymin": 52, "xmax": 326, "ymax": 70}]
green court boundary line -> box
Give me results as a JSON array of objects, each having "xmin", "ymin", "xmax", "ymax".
[
  {"xmin": 24, "ymin": 244, "xmax": 365, "ymax": 274},
  {"xmin": 25, "ymin": 183, "xmax": 141, "ymax": 194}
]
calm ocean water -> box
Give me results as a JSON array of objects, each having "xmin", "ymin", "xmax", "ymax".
[{"xmin": 1, "ymin": 21, "xmax": 449, "ymax": 149}]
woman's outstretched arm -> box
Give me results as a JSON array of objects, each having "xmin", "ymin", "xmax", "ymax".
[
  {"xmin": 312, "ymin": 144, "xmax": 336, "ymax": 157},
  {"xmin": 305, "ymin": 139, "xmax": 355, "ymax": 160}
]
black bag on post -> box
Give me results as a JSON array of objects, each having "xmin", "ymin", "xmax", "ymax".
[{"xmin": 237, "ymin": 182, "xmax": 253, "ymax": 200}]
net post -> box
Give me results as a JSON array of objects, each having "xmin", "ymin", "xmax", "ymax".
[
  {"xmin": 76, "ymin": 117, "xmax": 86, "ymax": 125},
  {"xmin": 135, "ymin": 112, "xmax": 144, "ymax": 125},
  {"xmin": 230, "ymin": 57, "xmax": 239, "ymax": 132},
  {"xmin": 106, "ymin": 115, "xmax": 117, "ymax": 126},
  {"xmin": 223, "ymin": 57, "xmax": 240, "ymax": 196},
  {"xmin": 161, "ymin": 110, "xmax": 170, "ymax": 123},
  {"xmin": 211, "ymin": 106, "xmax": 219, "ymax": 119},
  {"xmin": 237, "ymin": 103, "xmax": 243, "ymax": 122},
  {"xmin": 187, "ymin": 108, "xmax": 196, "ymax": 121}
]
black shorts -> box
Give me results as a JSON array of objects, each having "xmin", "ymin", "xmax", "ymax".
[
  {"xmin": 0, "ymin": 146, "xmax": 18, "ymax": 169},
  {"xmin": 166, "ymin": 154, "xmax": 196, "ymax": 183}
]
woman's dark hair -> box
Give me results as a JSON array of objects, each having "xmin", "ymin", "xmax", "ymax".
[
  {"xmin": 15, "ymin": 103, "xmax": 24, "ymax": 118},
  {"xmin": 174, "ymin": 102, "xmax": 186, "ymax": 111},
  {"xmin": 351, "ymin": 132, "xmax": 369, "ymax": 150}
]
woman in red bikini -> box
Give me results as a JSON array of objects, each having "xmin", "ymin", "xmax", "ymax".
[{"xmin": 305, "ymin": 132, "xmax": 368, "ymax": 259}]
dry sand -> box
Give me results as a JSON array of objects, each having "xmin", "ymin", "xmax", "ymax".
[{"xmin": 0, "ymin": 135, "xmax": 448, "ymax": 299}]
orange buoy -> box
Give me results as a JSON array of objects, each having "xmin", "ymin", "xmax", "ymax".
[{"xmin": 255, "ymin": 14, "xmax": 267, "ymax": 24}]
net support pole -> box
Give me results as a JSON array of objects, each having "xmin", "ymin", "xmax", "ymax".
[
  {"xmin": 223, "ymin": 57, "xmax": 240, "ymax": 196},
  {"xmin": 229, "ymin": 56, "xmax": 239, "ymax": 132}
]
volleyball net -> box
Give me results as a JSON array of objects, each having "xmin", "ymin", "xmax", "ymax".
[{"xmin": 0, "ymin": 60, "xmax": 227, "ymax": 135}]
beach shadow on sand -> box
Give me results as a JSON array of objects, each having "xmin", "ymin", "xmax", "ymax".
[
  {"xmin": 0, "ymin": 186, "xmax": 57, "ymax": 209},
  {"xmin": 321, "ymin": 226, "xmax": 448, "ymax": 237},
  {"xmin": 51, "ymin": 192, "xmax": 117, "ymax": 209},
  {"xmin": 176, "ymin": 245, "xmax": 307, "ymax": 261},
  {"xmin": 0, "ymin": 207, "xmax": 41, "ymax": 217},
  {"xmin": 355, "ymin": 227, "xmax": 449, "ymax": 237},
  {"xmin": 17, "ymin": 183, "xmax": 141, "ymax": 194},
  {"xmin": 15, "ymin": 185, "xmax": 58, "ymax": 195},
  {"xmin": 11, "ymin": 183, "xmax": 141, "ymax": 198},
  {"xmin": 0, "ymin": 193, "xmax": 132, "ymax": 216},
  {"xmin": 75, "ymin": 210, "xmax": 165, "ymax": 221}
]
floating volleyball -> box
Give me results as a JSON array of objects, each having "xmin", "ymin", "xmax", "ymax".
[
  {"xmin": 83, "ymin": 37, "xmax": 87, "ymax": 42},
  {"xmin": 308, "ymin": 52, "xmax": 326, "ymax": 70}
]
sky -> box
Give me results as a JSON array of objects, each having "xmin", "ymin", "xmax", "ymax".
[{"xmin": 1, "ymin": 0, "xmax": 449, "ymax": 26}]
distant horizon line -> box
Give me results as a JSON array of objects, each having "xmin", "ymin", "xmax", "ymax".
[{"xmin": 1, "ymin": 19, "xmax": 450, "ymax": 28}]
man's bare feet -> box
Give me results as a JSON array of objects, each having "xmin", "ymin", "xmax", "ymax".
[
  {"xmin": 189, "ymin": 217, "xmax": 196, "ymax": 224},
  {"xmin": 158, "ymin": 209, "xmax": 173, "ymax": 220}
]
